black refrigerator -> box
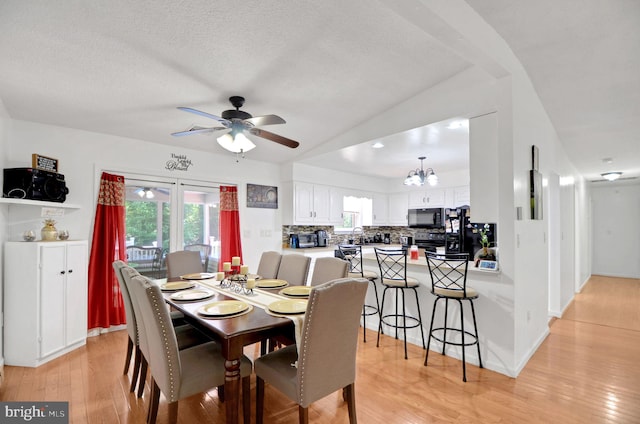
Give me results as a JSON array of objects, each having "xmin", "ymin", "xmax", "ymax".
[{"xmin": 444, "ymin": 207, "xmax": 468, "ymax": 254}]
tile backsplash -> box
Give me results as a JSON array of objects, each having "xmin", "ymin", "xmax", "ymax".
[{"xmin": 282, "ymin": 225, "xmax": 418, "ymax": 247}]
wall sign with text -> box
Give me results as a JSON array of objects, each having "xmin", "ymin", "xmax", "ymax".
[{"xmin": 32, "ymin": 153, "xmax": 59, "ymax": 173}]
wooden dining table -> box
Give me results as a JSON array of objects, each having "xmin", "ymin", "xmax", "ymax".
[{"xmin": 162, "ymin": 280, "xmax": 295, "ymax": 424}]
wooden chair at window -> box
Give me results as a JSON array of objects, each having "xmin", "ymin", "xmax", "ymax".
[{"xmin": 184, "ymin": 243, "xmax": 212, "ymax": 272}]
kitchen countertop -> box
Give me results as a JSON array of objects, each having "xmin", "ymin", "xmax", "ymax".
[{"xmin": 282, "ymin": 243, "xmax": 397, "ymax": 254}]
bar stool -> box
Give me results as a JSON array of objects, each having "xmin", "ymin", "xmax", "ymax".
[
  {"xmin": 424, "ymin": 252, "xmax": 483, "ymax": 382},
  {"xmin": 374, "ymin": 247, "xmax": 426, "ymax": 359},
  {"xmin": 338, "ymin": 244, "xmax": 381, "ymax": 342}
]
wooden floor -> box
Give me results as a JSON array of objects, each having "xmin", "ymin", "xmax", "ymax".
[{"xmin": 2, "ymin": 275, "xmax": 639, "ymax": 423}]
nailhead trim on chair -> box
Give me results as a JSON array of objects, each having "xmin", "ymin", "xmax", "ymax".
[{"xmin": 150, "ymin": 289, "xmax": 177, "ymax": 400}]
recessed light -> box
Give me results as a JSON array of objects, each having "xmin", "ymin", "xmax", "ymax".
[
  {"xmin": 447, "ymin": 120, "xmax": 468, "ymax": 130},
  {"xmin": 601, "ymin": 172, "xmax": 622, "ymax": 181},
  {"xmin": 372, "ymin": 142, "xmax": 384, "ymax": 149}
]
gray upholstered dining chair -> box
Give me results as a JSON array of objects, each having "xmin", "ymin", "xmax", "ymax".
[
  {"xmin": 129, "ymin": 273, "xmax": 253, "ymax": 424},
  {"xmin": 184, "ymin": 243, "xmax": 212, "ymax": 271},
  {"xmin": 119, "ymin": 265, "xmax": 212, "ymax": 398},
  {"xmin": 309, "ymin": 256, "xmax": 349, "ymax": 286},
  {"xmin": 255, "ymin": 277, "xmax": 369, "ymax": 424},
  {"xmin": 112, "ymin": 260, "xmax": 144, "ymax": 393},
  {"xmin": 276, "ymin": 253, "xmax": 311, "ymax": 286},
  {"xmin": 256, "ymin": 251, "xmax": 282, "ymax": 279},
  {"xmin": 165, "ymin": 250, "xmax": 203, "ymax": 278}
]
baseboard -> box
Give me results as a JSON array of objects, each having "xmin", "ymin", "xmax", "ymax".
[{"xmin": 514, "ymin": 326, "xmax": 550, "ymax": 377}]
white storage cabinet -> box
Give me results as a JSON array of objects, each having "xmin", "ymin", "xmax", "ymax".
[{"xmin": 4, "ymin": 240, "xmax": 88, "ymax": 367}]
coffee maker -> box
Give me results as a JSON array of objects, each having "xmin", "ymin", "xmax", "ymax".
[
  {"xmin": 315, "ymin": 230, "xmax": 328, "ymax": 247},
  {"xmin": 383, "ymin": 233, "xmax": 391, "ymax": 244}
]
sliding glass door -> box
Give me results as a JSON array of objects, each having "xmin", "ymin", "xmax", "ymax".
[
  {"xmin": 178, "ymin": 182, "xmax": 220, "ymax": 272},
  {"xmin": 123, "ymin": 175, "xmax": 221, "ymax": 277}
]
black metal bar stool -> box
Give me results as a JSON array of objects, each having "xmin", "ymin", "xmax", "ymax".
[
  {"xmin": 424, "ymin": 252, "xmax": 483, "ymax": 382},
  {"xmin": 337, "ymin": 244, "xmax": 381, "ymax": 342},
  {"xmin": 374, "ymin": 247, "xmax": 426, "ymax": 359}
]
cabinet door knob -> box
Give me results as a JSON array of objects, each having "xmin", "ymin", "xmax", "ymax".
[
  {"xmin": 60, "ymin": 270, "xmax": 66, "ymax": 274},
  {"xmin": 68, "ymin": 269, "xmax": 73, "ymax": 274}
]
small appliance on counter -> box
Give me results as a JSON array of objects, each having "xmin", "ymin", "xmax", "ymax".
[
  {"xmin": 297, "ymin": 233, "xmax": 318, "ymax": 248},
  {"xmin": 400, "ymin": 235, "xmax": 413, "ymax": 248},
  {"xmin": 383, "ymin": 233, "xmax": 391, "ymax": 244},
  {"xmin": 289, "ymin": 234, "xmax": 299, "ymax": 248},
  {"xmin": 373, "ymin": 232, "xmax": 383, "ymax": 243},
  {"xmin": 315, "ymin": 230, "xmax": 328, "ymax": 247}
]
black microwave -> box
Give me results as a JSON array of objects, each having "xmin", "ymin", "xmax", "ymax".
[{"xmin": 408, "ymin": 207, "xmax": 445, "ymax": 228}]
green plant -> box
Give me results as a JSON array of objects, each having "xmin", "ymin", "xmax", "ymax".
[{"xmin": 479, "ymin": 223, "xmax": 490, "ymax": 248}]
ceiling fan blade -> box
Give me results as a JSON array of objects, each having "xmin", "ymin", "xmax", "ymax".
[
  {"xmin": 171, "ymin": 126, "xmax": 227, "ymax": 137},
  {"xmin": 177, "ymin": 107, "xmax": 231, "ymax": 126},
  {"xmin": 244, "ymin": 114, "xmax": 286, "ymax": 127},
  {"xmin": 249, "ymin": 128, "xmax": 300, "ymax": 149}
]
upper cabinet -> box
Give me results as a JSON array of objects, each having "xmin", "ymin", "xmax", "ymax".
[
  {"xmin": 452, "ymin": 186, "xmax": 470, "ymax": 207},
  {"xmin": 388, "ymin": 193, "xmax": 408, "ymax": 226},
  {"xmin": 407, "ymin": 188, "xmax": 446, "ymax": 208},
  {"xmin": 293, "ymin": 182, "xmax": 342, "ymax": 225},
  {"xmin": 372, "ymin": 193, "xmax": 388, "ymax": 225}
]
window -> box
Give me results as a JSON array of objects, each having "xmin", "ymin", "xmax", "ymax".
[{"xmin": 334, "ymin": 195, "xmax": 372, "ymax": 233}]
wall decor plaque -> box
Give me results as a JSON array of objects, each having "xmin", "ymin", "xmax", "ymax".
[
  {"xmin": 32, "ymin": 153, "xmax": 59, "ymax": 173},
  {"xmin": 247, "ymin": 184, "xmax": 278, "ymax": 209}
]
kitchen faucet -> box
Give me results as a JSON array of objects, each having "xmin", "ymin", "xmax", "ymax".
[{"xmin": 352, "ymin": 227, "xmax": 363, "ymax": 244}]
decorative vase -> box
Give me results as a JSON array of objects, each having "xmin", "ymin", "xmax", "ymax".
[{"xmin": 41, "ymin": 219, "xmax": 59, "ymax": 241}]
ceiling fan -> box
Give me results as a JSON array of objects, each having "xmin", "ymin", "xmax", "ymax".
[{"xmin": 171, "ymin": 96, "xmax": 300, "ymax": 154}]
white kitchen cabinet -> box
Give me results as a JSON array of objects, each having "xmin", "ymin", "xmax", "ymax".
[
  {"xmin": 388, "ymin": 193, "xmax": 408, "ymax": 226},
  {"xmin": 4, "ymin": 240, "xmax": 88, "ymax": 367},
  {"xmin": 293, "ymin": 182, "xmax": 341, "ymax": 224},
  {"xmin": 453, "ymin": 185, "xmax": 471, "ymax": 207},
  {"xmin": 329, "ymin": 186, "xmax": 346, "ymax": 225},
  {"xmin": 407, "ymin": 187, "xmax": 446, "ymax": 208},
  {"xmin": 372, "ymin": 193, "xmax": 388, "ymax": 225}
]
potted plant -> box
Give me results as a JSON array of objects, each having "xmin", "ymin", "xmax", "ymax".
[{"xmin": 478, "ymin": 223, "xmax": 496, "ymax": 261}]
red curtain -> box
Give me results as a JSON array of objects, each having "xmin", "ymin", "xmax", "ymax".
[
  {"xmin": 87, "ymin": 172, "xmax": 127, "ymax": 330},
  {"xmin": 219, "ymin": 185, "xmax": 243, "ymax": 269}
]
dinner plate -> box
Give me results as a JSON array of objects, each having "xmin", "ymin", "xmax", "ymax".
[
  {"xmin": 268, "ymin": 299, "xmax": 308, "ymax": 315},
  {"xmin": 279, "ymin": 286, "xmax": 313, "ymax": 298},
  {"xmin": 256, "ymin": 278, "xmax": 289, "ymax": 289},
  {"xmin": 160, "ymin": 281, "xmax": 196, "ymax": 291},
  {"xmin": 256, "ymin": 279, "xmax": 288, "ymax": 289},
  {"xmin": 197, "ymin": 300, "xmax": 250, "ymax": 317},
  {"xmin": 180, "ymin": 272, "xmax": 216, "ymax": 280},
  {"xmin": 170, "ymin": 288, "xmax": 214, "ymax": 301}
]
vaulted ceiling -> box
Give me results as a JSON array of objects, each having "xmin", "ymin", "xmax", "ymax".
[{"xmin": 0, "ymin": 0, "xmax": 637, "ymax": 182}]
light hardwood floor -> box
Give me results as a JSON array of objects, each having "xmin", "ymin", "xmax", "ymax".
[{"xmin": 1, "ymin": 275, "xmax": 639, "ymax": 423}]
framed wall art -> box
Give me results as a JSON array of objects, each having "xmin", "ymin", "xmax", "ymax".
[{"xmin": 247, "ymin": 184, "xmax": 278, "ymax": 209}]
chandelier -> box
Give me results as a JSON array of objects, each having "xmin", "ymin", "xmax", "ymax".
[{"xmin": 404, "ymin": 156, "xmax": 438, "ymax": 186}]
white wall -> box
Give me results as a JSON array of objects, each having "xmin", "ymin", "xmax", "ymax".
[
  {"xmin": 0, "ymin": 98, "xmax": 9, "ymax": 368},
  {"xmin": 591, "ymin": 182, "xmax": 640, "ymax": 278},
  {"xmin": 3, "ymin": 119, "xmax": 284, "ymax": 272}
]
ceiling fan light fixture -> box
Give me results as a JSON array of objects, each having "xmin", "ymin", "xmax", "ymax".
[
  {"xmin": 601, "ymin": 171, "xmax": 622, "ymax": 181},
  {"xmin": 217, "ymin": 132, "xmax": 256, "ymax": 153},
  {"xmin": 136, "ymin": 188, "xmax": 155, "ymax": 199}
]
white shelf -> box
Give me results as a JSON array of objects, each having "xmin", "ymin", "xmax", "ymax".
[{"xmin": 0, "ymin": 197, "xmax": 81, "ymax": 209}]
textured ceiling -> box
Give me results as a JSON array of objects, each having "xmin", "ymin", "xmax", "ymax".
[{"xmin": 0, "ymin": 0, "xmax": 638, "ymax": 182}]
